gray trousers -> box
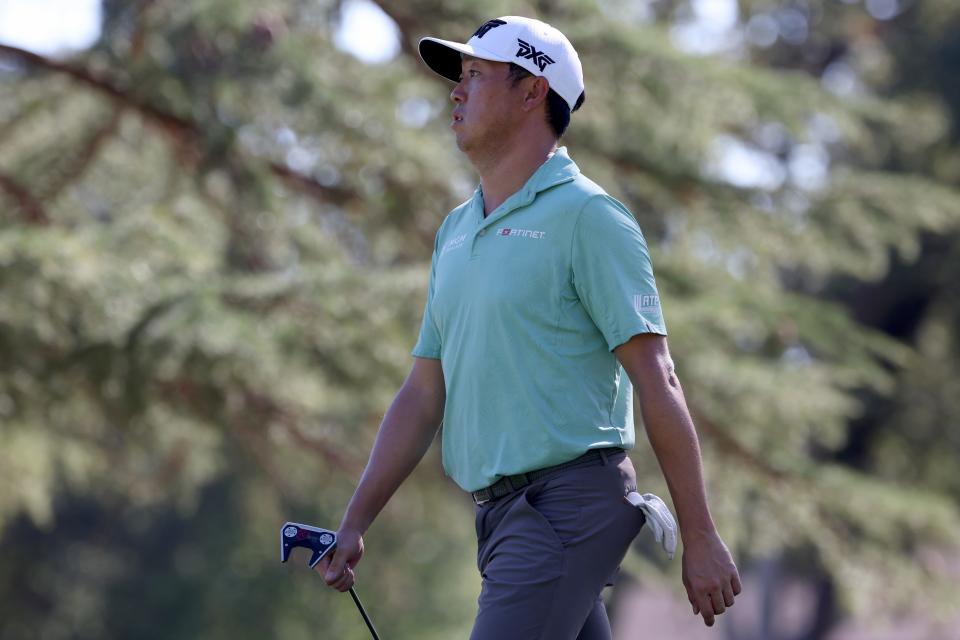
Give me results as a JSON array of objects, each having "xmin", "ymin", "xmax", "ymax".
[{"xmin": 470, "ymin": 450, "xmax": 646, "ymax": 640}]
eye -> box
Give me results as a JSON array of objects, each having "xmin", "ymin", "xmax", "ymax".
[{"xmin": 469, "ymin": 69, "xmax": 480, "ymax": 77}]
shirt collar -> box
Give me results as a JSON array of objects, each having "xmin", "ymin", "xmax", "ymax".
[
  {"xmin": 472, "ymin": 146, "xmax": 581, "ymax": 220},
  {"xmin": 528, "ymin": 146, "xmax": 581, "ymax": 194}
]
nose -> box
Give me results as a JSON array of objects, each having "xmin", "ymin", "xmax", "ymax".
[{"xmin": 450, "ymin": 81, "xmax": 465, "ymax": 104}]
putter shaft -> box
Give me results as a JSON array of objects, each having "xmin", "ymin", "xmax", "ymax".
[{"xmin": 349, "ymin": 587, "xmax": 381, "ymax": 640}]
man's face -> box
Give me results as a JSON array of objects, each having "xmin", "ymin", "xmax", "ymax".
[{"xmin": 449, "ymin": 57, "xmax": 524, "ymax": 153}]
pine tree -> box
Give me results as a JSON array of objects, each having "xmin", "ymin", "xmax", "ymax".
[{"xmin": 1, "ymin": 1, "xmax": 958, "ymax": 637}]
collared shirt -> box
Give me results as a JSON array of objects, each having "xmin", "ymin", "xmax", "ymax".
[{"xmin": 413, "ymin": 147, "xmax": 666, "ymax": 492}]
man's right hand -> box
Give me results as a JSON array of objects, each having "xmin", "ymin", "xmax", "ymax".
[{"xmin": 315, "ymin": 527, "xmax": 364, "ymax": 592}]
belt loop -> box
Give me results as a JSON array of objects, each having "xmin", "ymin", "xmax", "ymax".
[{"xmin": 599, "ymin": 448, "xmax": 609, "ymax": 465}]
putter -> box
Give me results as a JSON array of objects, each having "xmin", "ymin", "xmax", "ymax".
[{"xmin": 280, "ymin": 522, "xmax": 382, "ymax": 640}]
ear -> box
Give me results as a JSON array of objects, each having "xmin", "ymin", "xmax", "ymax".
[{"xmin": 520, "ymin": 76, "xmax": 550, "ymax": 112}]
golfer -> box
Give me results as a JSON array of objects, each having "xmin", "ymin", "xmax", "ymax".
[{"xmin": 318, "ymin": 16, "xmax": 741, "ymax": 638}]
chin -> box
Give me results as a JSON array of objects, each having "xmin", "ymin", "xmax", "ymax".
[{"xmin": 454, "ymin": 133, "xmax": 471, "ymax": 152}]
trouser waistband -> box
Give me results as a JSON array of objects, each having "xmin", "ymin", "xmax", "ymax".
[{"xmin": 471, "ymin": 447, "xmax": 624, "ymax": 505}]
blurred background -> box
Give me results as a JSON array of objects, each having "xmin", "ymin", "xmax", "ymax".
[{"xmin": 1, "ymin": 0, "xmax": 959, "ymax": 638}]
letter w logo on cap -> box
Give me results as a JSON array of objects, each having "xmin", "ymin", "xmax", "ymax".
[{"xmin": 516, "ymin": 38, "xmax": 556, "ymax": 72}]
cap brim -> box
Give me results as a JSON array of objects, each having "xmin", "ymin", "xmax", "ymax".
[{"xmin": 418, "ymin": 37, "xmax": 513, "ymax": 83}]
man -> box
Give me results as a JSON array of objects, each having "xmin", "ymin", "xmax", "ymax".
[{"xmin": 317, "ymin": 16, "xmax": 741, "ymax": 639}]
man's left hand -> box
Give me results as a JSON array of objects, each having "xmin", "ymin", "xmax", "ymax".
[{"xmin": 681, "ymin": 531, "xmax": 742, "ymax": 627}]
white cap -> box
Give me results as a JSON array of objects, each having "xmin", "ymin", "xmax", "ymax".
[{"xmin": 418, "ymin": 16, "xmax": 585, "ymax": 111}]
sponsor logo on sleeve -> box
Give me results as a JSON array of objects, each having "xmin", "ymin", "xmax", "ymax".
[{"xmin": 633, "ymin": 294, "xmax": 661, "ymax": 316}]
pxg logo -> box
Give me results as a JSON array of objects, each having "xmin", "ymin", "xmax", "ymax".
[{"xmin": 516, "ymin": 38, "xmax": 555, "ymax": 72}]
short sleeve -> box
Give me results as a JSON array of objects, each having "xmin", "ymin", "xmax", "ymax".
[
  {"xmin": 571, "ymin": 194, "xmax": 667, "ymax": 351},
  {"xmin": 412, "ymin": 233, "xmax": 442, "ymax": 359}
]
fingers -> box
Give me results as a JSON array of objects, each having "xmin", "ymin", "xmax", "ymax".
[
  {"xmin": 681, "ymin": 535, "xmax": 741, "ymax": 627},
  {"xmin": 709, "ymin": 590, "xmax": 726, "ymax": 616},
  {"xmin": 687, "ymin": 577, "xmax": 738, "ymax": 626},
  {"xmin": 313, "ymin": 555, "xmax": 332, "ymax": 578},
  {"xmin": 694, "ymin": 581, "xmax": 739, "ymax": 626},
  {"xmin": 697, "ymin": 594, "xmax": 716, "ymax": 627},
  {"xmin": 314, "ymin": 550, "xmax": 343, "ymax": 586},
  {"xmin": 312, "ymin": 547, "xmax": 358, "ymax": 592},
  {"xmin": 328, "ymin": 564, "xmax": 355, "ymax": 592},
  {"xmin": 324, "ymin": 551, "xmax": 344, "ymax": 582},
  {"xmin": 722, "ymin": 584, "xmax": 736, "ymax": 608},
  {"xmin": 312, "ymin": 529, "xmax": 364, "ymax": 592},
  {"xmin": 314, "ymin": 552, "xmax": 355, "ymax": 590}
]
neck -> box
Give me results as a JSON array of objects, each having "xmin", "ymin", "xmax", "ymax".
[{"xmin": 471, "ymin": 134, "xmax": 558, "ymax": 216}]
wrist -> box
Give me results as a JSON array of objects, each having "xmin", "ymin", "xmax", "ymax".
[
  {"xmin": 339, "ymin": 511, "xmax": 371, "ymax": 536},
  {"xmin": 679, "ymin": 520, "xmax": 718, "ymax": 546}
]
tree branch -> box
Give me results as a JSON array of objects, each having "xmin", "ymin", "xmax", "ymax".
[
  {"xmin": 0, "ymin": 172, "xmax": 49, "ymax": 224},
  {"xmin": 130, "ymin": 0, "xmax": 163, "ymax": 61},
  {"xmin": 0, "ymin": 43, "xmax": 192, "ymax": 135},
  {"xmin": 0, "ymin": 42, "xmax": 356, "ymax": 208},
  {"xmin": 42, "ymin": 109, "xmax": 122, "ymax": 201},
  {"xmin": 691, "ymin": 406, "xmax": 788, "ymax": 481},
  {"xmin": 240, "ymin": 387, "xmax": 357, "ymax": 473}
]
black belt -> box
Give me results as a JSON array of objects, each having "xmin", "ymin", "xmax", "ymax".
[{"xmin": 471, "ymin": 447, "xmax": 623, "ymax": 505}]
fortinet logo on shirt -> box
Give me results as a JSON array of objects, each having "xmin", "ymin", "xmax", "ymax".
[{"xmin": 497, "ymin": 227, "xmax": 546, "ymax": 239}]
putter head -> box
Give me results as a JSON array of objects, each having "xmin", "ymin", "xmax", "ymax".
[{"xmin": 280, "ymin": 522, "xmax": 337, "ymax": 569}]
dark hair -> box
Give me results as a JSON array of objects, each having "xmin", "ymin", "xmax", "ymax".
[{"xmin": 507, "ymin": 63, "xmax": 585, "ymax": 138}]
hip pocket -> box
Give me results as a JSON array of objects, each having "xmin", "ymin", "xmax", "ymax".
[
  {"xmin": 522, "ymin": 481, "xmax": 585, "ymax": 547},
  {"xmin": 476, "ymin": 490, "xmax": 566, "ymax": 584}
]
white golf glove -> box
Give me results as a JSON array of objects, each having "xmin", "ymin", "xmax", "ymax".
[{"xmin": 625, "ymin": 491, "xmax": 678, "ymax": 560}]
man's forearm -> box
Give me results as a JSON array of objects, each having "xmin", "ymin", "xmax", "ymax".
[
  {"xmin": 636, "ymin": 375, "xmax": 717, "ymax": 543},
  {"xmin": 339, "ymin": 381, "xmax": 443, "ymax": 534},
  {"xmin": 617, "ymin": 334, "xmax": 741, "ymax": 625}
]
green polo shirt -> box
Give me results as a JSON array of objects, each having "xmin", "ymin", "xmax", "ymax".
[{"xmin": 413, "ymin": 147, "xmax": 666, "ymax": 492}]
